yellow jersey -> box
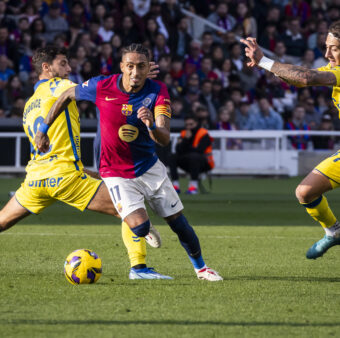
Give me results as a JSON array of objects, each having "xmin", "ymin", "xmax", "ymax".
[
  {"xmin": 317, "ymin": 64, "xmax": 340, "ymax": 117},
  {"xmin": 23, "ymin": 77, "xmax": 82, "ymax": 179}
]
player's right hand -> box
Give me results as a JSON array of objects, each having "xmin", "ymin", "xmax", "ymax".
[
  {"xmin": 35, "ymin": 130, "xmax": 50, "ymax": 153},
  {"xmin": 240, "ymin": 37, "xmax": 264, "ymax": 67}
]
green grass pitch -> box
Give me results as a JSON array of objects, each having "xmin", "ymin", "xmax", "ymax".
[{"xmin": 1, "ymin": 176, "xmax": 340, "ymax": 338}]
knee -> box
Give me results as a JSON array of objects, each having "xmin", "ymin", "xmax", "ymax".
[
  {"xmin": 295, "ymin": 184, "xmax": 313, "ymax": 203},
  {"xmin": 130, "ymin": 219, "xmax": 150, "ymax": 237}
]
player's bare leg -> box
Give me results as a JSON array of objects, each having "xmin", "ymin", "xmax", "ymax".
[
  {"xmin": 0, "ymin": 196, "xmax": 31, "ymax": 232},
  {"xmin": 296, "ymin": 170, "xmax": 340, "ymax": 259}
]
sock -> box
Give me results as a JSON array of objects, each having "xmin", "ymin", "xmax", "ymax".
[
  {"xmin": 121, "ymin": 221, "xmax": 147, "ymax": 267},
  {"xmin": 324, "ymin": 221, "xmax": 340, "ymax": 237},
  {"xmin": 302, "ymin": 195, "xmax": 337, "ymax": 231},
  {"xmin": 189, "ymin": 180, "xmax": 198, "ymax": 189},
  {"xmin": 168, "ymin": 214, "xmax": 205, "ymax": 269}
]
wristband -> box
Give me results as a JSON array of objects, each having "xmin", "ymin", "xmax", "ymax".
[
  {"xmin": 38, "ymin": 122, "xmax": 50, "ymax": 134},
  {"xmin": 147, "ymin": 122, "xmax": 156, "ymax": 131},
  {"xmin": 258, "ymin": 56, "xmax": 275, "ymax": 72}
]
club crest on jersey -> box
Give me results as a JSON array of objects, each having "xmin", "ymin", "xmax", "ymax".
[
  {"xmin": 118, "ymin": 124, "xmax": 139, "ymax": 142},
  {"xmin": 142, "ymin": 97, "xmax": 152, "ymax": 107},
  {"xmin": 121, "ymin": 104, "xmax": 133, "ymax": 116},
  {"xmin": 82, "ymin": 80, "xmax": 89, "ymax": 88}
]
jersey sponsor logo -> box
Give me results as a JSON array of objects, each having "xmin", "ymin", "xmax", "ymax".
[
  {"xmin": 142, "ymin": 97, "xmax": 152, "ymax": 106},
  {"xmin": 118, "ymin": 124, "xmax": 139, "ymax": 142},
  {"xmin": 105, "ymin": 96, "xmax": 118, "ymax": 101},
  {"xmin": 82, "ymin": 80, "xmax": 89, "ymax": 88},
  {"xmin": 121, "ymin": 104, "xmax": 133, "ymax": 116},
  {"xmin": 28, "ymin": 177, "xmax": 64, "ymax": 188}
]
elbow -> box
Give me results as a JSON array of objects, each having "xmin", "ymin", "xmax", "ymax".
[{"xmin": 159, "ymin": 136, "xmax": 170, "ymax": 147}]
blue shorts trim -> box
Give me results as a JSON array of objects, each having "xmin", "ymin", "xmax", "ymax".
[
  {"xmin": 15, "ymin": 195, "xmax": 36, "ymax": 215},
  {"xmin": 85, "ymin": 181, "xmax": 103, "ymax": 210}
]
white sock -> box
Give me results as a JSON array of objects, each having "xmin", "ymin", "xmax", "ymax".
[
  {"xmin": 189, "ymin": 180, "xmax": 198, "ymax": 189},
  {"xmin": 195, "ymin": 265, "xmax": 207, "ymax": 273},
  {"xmin": 324, "ymin": 221, "xmax": 340, "ymax": 237}
]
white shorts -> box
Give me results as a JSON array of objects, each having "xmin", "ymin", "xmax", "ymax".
[{"xmin": 102, "ymin": 160, "xmax": 183, "ymax": 220}]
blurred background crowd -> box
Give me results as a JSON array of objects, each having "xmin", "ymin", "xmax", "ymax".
[{"xmin": 0, "ymin": 0, "xmax": 340, "ymax": 150}]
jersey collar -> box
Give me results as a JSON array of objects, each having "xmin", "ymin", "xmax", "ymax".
[{"xmin": 34, "ymin": 79, "xmax": 49, "ymax": 92}]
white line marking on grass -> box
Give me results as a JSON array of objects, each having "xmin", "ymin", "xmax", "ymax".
[{"xmin": 1, "ymin": 233, "xmax": 113, "ymax": 236}]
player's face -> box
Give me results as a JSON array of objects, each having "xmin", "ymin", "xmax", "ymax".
[
  {"xmin": 47, "ymin": 54, "xmax": 71, "ymax": 79},
  {"xmin": 325, "ymin": 33, "xmax": 340, "ymax": 67},
  {"xmin": 120, "ymin": 53, "xmax": 150, "ymax": 92}
]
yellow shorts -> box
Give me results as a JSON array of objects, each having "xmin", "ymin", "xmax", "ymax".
[
  {"xmin": 15, "ymin": 171, "xmax": 102, "ymax": 214},
  {"xmin": 314, "ymin": 150, "xmax": 340, "ymax": 188}
]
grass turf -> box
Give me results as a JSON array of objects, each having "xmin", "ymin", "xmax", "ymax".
[{"xmin": 1, "ymin": 177, "xmax": 340, "ymax": 337}]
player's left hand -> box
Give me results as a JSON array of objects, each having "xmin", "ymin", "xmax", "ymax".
[
  {"xmin": 35, "ymin": 130, "xmax": 50, "ymax": 153},
  {"xmin": 137, "ymin": 106, "xmax": 154, "ymax": 128},
  {"xmin": 240, "ymin": 37, "xmax": 264, "ymax": 67},
  {"xmin": 147, "ymin": 62, "xmax": 160, "ymax": 79}
]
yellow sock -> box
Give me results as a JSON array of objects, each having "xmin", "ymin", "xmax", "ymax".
[
  {"xmin": 302, "ymin": 195, "xmax": 337, "ymax": 229},
  {"xmin": 121, "ymin": 221, "xmax": 147, "ymax": 267}
]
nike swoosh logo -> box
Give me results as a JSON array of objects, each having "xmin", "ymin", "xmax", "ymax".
[
  {"xmin": 105, "ymin": 96, "xmax": 118, "ymax": 101},
  {"xmin": 171, "ymin": 201, "xmax": 179, "ymax": 208}
]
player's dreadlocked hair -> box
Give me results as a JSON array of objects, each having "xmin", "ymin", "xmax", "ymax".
[
  {"xmin": 121, "ymin": 44, "xmax": 150, "ymax": 61},
  {"xmin": 329, "ymin": 20, "xmax": 340, "ymax": 41},
  {"xmin": 32, "ymin": 46, "xmax": 68, "ymax": 75}
]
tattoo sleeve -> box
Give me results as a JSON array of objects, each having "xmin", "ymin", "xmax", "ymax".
[{"xmin": 271, "ymin": 63, "xmax": 337, "ymax": 87}]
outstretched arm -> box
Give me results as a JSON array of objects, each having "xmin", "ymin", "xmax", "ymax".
[
  {"xmin": 35, "ymin": 87, "xmax": 76, "ymax": 153},
  {"xmin": 241, "ymin": 37, "xmax": 337, "ymax": 87}
]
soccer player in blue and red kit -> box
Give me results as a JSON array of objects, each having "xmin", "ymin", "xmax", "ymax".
[{"xmin": 36, "ymin": 44, "xmax": 222, "ymax": 281}]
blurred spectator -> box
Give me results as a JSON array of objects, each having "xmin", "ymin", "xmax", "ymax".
[
  {"xmin": 214, "ymin": 58, "xmax": 236, "ymax": 88},
  {"xmin": 281, "ymin": 17, "xmax": 307, "ymax": 57},
  {"xmin": 93, "ymin": 3, "xmax": 107, "ymax": 24},
  {"xmin": 43, "ymin": 2, "xmax": 69, "ymax": 43},
  {"xmin": 7, "ymin": 96, "xmax": 25, "ymax": 119},
  {"xmin": 117, "ymin": 15, "xmax": 141, "ymax": 46},
  {"xmin": 199, "ymin": 79, "xmax": 218, "ymax": 124},
  {"xmin": 235, "ymin": 1, "xmax": 257, "ymax": 38},
  {"xmin": 170, "ymin": 56, "xmax": 186, "ymax": 89},
  {"xmin": 215, "ymin": 103, "xmax": 242, "ymax": 150},
  {"xmin": 197, "ymin": 56, "xmax": 218, "ymax": 81},
  {"xmin": 31, "ymin": 18, "xmax": 46, "ymax": 43},
  {"xmin": 161, "ymin": 71, "xmax": 181, "ymax": 98},
  {"xmin": 74, "ymin": 45, "xmax": 88, "ymax": 70},
  {"xmin": 272, "ymin": 41, "xmax": 296, "ymax": 64},
  {"xmin": 171, "ymin": 97, "xmax": 186, "ymax": 119},
  {"xmin": 229, "ymin": 42, "xmax": 244, "ymax": 71},
  {"xmin": 80, "ymin": 60, "xmax": 98, "ymax": 81},
  {"xmin": 194, "ymin": 104, "xmax": 213, "ymax": 129},
  {"xmin": 11, "ymin": 17, "xmax": 30, "ymax": 43},
  {"xmin": 308, "ymin": 19, "xmax": 328, "ymax": 49},
  {"xmin": 312, "ymin": 113, "xmax": 336, "ymax": 150},
  {"xmin": 211, "ymin": 44, "xmax": 225, "ymax": 69},
  {"xmin": 302, "ymin": 97, "xmax": 322, "ymax": 128},
  {"xmin": 0, "ymin": 1, "xmax": 16, "ymax": 32},
  {"xmin": 132, "ymin": 0, "xmax": 151, "ymax": 18},
  {"xmin": 22, "ymin": 70, "xmax": 38, "ymax": 98},
  {"xmin": 313, "ymin": 32, "xmax": 328, "ymax": 67},
  {"xmin": 299, "ymin": 49, "xmax": 315, "ymax": 68},
  {"xmin": 98, "ymin": 42, "xmax": 113, "ymax": 76},
  {"xmin": 98, "ymin": 15, "xmax": 115, "ymax": 42},
  {"xmin": 169, "ymin": 114, "xmax": 215, "ymax": 195},
  {"xmin": 145, "ymin": 17, "xmax": 160, "ymax": 46},
  {"xmin": 206, "ymin": 2, "xmax": 236, "ymax": 40},
  {"xmin": 89, "ymin": 20, "xmax": 103, "ymax": 46},
  {"xmin": 0, "ymin": 55, "xmax": 15, "ymax": 91},
  {"xmin": 160, "ymin": 0, "xmax": 182, "ymax": 37},
  {"xmin": 200, "ymin": 31, "xmax": 214, "ymax": 56},
  {"xmin": 68, "ymin": 57, "xmax": 83, "ymax": 84},
  {"xmin": 251, "ymin": 97, "xmax": 283, "ymax": 130},
  {"xmin": 153, "ymin": 33, "xmax": 170, "ymax": 61},
  {"xmin": 258, "ymin": 22, "xmax": 281, "ymax": 52},
  {"xmin": 284, "ymin": 0, "xmax": 311, "ymax": 25},
  {"xmin": 286, "ymin": 104, "xmax": 311, "ymax": 149},
  {"xmin": 68, "ymin": 1, "xmax": 89, "ymax": 30},
  {"xmin": 236, "ymin": 100, "xmax": 256, "ymax": 130},
  {"xmin": 0, "ymin": 26, "xmax": 19, "ymax": 69},
  {"xmin": 184, "ymin": 40, "xmax": 203, "ymax": 75},
  {"xmin": 2, "ymin": 75, "xmax": 24, "ymax": 112}
]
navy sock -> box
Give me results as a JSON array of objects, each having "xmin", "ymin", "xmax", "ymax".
[{"xmin": 168, "ymin": 214, "xmax": 205, "ymax": 269}]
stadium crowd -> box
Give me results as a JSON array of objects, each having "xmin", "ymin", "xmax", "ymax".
[{"xmin": 0, "ymin": 0, "xmax": 340, "ymax": 150}]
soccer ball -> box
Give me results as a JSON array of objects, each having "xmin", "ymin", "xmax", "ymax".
[{"xmin": 64, "ymin": 249, "xmax": 102, "ymax": 285}]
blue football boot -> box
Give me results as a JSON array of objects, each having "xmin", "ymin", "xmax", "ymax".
[
  {"xmin": 306, "ymin": 235, "xmax": 340, "ymax": 259},
  {"xmin": 129, "ymin": 267, "xmax": 173, "ymax": 280}
]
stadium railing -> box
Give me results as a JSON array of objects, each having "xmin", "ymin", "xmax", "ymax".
[{"xmin": 0, "ymin": 130, "xmax": 339, "ymax": 176}]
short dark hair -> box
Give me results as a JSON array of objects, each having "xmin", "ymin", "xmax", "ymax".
[
  {"xmin": 329, "ymin": 20, "xmax": 340, "ymax": 40},
  {"xmin": 32, "ymin": 46, "xmax": 67, "ymax": 75},
  {"xmin": 121, "ymin": 43, "xmax": 150, "ymax": 61}
]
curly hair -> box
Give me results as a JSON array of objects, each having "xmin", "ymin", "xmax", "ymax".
[
  {"xmin": 121, "ymin": 43, "xmax": 150, "ymax": 61},
  {"xmin": 328, "ymin": 20, "xmax": 340, "ymax": 40}
]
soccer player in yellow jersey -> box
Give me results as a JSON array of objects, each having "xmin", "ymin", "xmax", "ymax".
[
  {"xmin": 0, "ymin": 46, "xmax": 164, "ymax": 278},
  {"xmin": 242, "ymin": 20, "xmax": 340, "ymax": 259}
]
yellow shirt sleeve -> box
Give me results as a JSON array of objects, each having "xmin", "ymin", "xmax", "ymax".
[
  {"xmin": 317, "ymin": 63, "xmax": 340, "ymax": 86},
  {"xmin": 50, "ymin": 78, "xmax": 78, "ymax": 98}
]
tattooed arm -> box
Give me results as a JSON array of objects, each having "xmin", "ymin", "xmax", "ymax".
[
  {"xmin": 241, "ymin": 37, "xmax": 337, "ymax": 87},
  {"xmin": 271, "ymin": 63, "xmax": 336, "ymax": 87}
]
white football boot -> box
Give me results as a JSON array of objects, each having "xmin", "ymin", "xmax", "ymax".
[
  {"xmin": 196, "ymin": 266, "xmax": 223, "ymax": 281},
  {"xmin": 145, "ymin": 223, "xmax": 162, "ymax": 248}
]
